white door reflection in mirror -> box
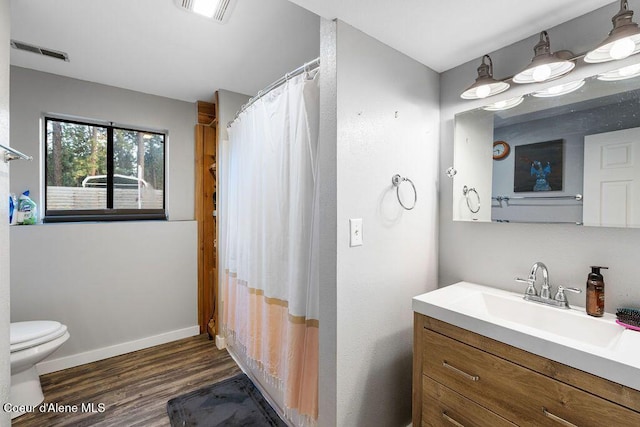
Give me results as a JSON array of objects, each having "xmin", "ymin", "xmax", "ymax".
[{"xmin": 584, "ymin": 127, "xmax": 640, "ymax": 227}]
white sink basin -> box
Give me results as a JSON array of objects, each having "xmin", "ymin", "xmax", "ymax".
[
  {"xmin": 455, "ymin": 291, "xmax": 624, "ymax": 348},
  {"xmin": 413, "ymin": 281, "xmax": 640, "ymax": 391}
]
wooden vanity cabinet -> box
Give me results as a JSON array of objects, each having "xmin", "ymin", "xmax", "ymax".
[{"xmin": 413, "ymin": 313, "xmax": 640, "ymax": 426}]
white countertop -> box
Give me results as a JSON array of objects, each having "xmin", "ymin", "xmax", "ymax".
[{"xmin": 413, "ymin": 281, "xmax": 640, "ymax": 391}]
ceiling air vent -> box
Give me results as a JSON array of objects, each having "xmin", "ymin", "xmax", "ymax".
[
  {"xmin": 10, "ymin": 40, "xmax": 69, "ymax": 62},
  {"xmin": 175, "ymin": 0, "xmax": 236, "ymax": 23}
]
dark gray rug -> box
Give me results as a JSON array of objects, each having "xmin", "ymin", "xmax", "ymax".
[{"xmin": 166, "ymin": 373, "xmax": 287, "ymax": 427}]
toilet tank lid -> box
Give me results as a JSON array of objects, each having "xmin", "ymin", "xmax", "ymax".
[{"xmin": 10, "ymin": 321, "xmax": 63, "ymax": 345}]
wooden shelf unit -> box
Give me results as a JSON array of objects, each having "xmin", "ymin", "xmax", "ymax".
[
  {"xmin": 196, "ymin": 100, "xmax": 217, "ymax": 126},
  {"xmin": 195, "ymin": 99, "xmax": 218, "ymax": 338}
]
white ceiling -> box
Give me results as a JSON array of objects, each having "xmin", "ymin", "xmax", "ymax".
[
  {"xmin": 10, "ymin": 0, "xmax": 619, "ymax": 103},
  {"xmin": 9, "ymin": 0, "xmax": 321, "ymax": 102},
  {"xmin": 286, "ymin": 0, "xmax": 616, "ymax": 72}
]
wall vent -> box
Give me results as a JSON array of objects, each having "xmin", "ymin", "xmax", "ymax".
[
  {"xmin": 10, "ymin": 40, "xmax": 69, "ymax": 62},
  {"xmin": 175, "ymin": 0, "xmax": 236, "ymax": 23}
]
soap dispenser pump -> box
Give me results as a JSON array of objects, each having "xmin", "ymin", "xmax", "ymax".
[{"xmin": 586, "ymin": 266, "xmax": 608, "ymax": 317}]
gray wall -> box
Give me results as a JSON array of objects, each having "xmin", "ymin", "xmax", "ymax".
[
  {"xmin": 9, "ymin": 67, "xmax": 198, "ymax": 370},
  {"xmin": 0, "ymin": 0, "xmax": 11, "ymax": 425},
  {"xmin": 318, "ymin": 19, "xmax": 338, "ymax": 426},
  {"xmin": 439, "ymin": 2, "xmax": 640, "ymax": 311},
  {"xmin": 10, "ymin": 67, "xmax": 195, "ymax": 220},
  {"xmin": 319, "ymin": 20, "xmax": 440, "ymax": 427}
]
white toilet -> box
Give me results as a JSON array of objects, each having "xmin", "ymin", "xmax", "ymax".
[{"xmin": 10, "ymin": 321, "xmax": 70, "ymax": 419}]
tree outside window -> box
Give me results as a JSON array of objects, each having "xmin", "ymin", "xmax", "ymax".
[{"xmin": 45, "ymin": 117, "xmax": 166, "ymax": 222}]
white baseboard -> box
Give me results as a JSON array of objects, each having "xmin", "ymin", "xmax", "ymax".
[
  {"xmin": 36, "ymin": 325, "xmax": 200, "ymax": 375},
  {"xmin": 215, "ymin": 334, "xmax": 226, "ymax": 349}
]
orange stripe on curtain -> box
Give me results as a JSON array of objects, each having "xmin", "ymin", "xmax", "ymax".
[
  {"xmin": 222, "ymin": 270, "xmax": 318, "ymax": 423},
  {"xmin": 286, "ymin": 319, "xmax": 319, "ymax": 420}
]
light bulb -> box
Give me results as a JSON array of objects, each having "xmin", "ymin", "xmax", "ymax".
[
  {"xmin": 475, "ymin": 85, "xmax": 491, "ymax": 98},
  {"xmin": 610, "ymin": 37, "xmax": 636, "ymax": 60},
  {"xmin": 532, "ymin": 65, "xmax": 552, "ymax": 82}
]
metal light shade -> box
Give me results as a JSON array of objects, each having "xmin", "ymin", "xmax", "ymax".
[
  {"xmin": 513, "ymin": 31, "xmax": 575, "ymax": 84},
  {"xmin": 482, "ymin": 96, "xmax": 524, "ymax": 111},
  {"xmin": 585, "ymin": 0, "xmax": 640, "ymax": 63},
  {"xmin": 460, "ymin": 55, "xmax": 510, "ymax": 99},
  {"xmin": 532, "ymin": 79, "xmax": 585, "ymax": 98},
  {"xmin": 597, "ymin": 63, "xmax": 640, "ymax": 80}
]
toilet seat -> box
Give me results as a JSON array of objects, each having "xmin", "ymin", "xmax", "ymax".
[{"xmin": 10, "ymin": 321, "xmax": 68, "ymax": 353}]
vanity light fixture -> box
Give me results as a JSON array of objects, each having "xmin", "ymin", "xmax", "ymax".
[
  {"xmin": 585, "ymin": 0, "xmax": 640, "ymax": 63},
  {"xmin": 513, "ymin": 31, "xmax": 575, "ymax": 84},
  {"xmin": 531, "ymin": 79, "xmax": 585, "ymax": 97},
  {"xmin": 597, "ymin": 62, "xmax": 640, "ymax": 80},
  {"xmin": 460, "ymin": 55, "xmax": 510, "ymax": 99},
  {"xmin": 482, "ymin": 96, "xmax": 524, "ymax": 111}
]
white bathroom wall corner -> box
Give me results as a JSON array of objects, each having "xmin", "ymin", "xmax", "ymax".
[
  {"xmin": 0, "ymin": 0, "xmax": 11, "ymax": 426},
  {"xmin": 318, "ymin": 19, "xmax": 440, "ymax": 427}
]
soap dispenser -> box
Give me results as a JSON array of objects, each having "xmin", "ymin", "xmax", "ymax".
[{"xmin": 586, "ymin": 266, "xmax": 608, "ymax": 317}]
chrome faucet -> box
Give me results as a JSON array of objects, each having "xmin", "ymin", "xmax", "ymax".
[
  {"xmin": 531, "ymin": 261, "xmax": 551, "ymax": 299},
  {"xmin": 515, "ymin": 262, "xmax": 582, "ymax": 309}
]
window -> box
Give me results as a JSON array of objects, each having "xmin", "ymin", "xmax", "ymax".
[{"xmin": 44, "ymin": 116, "xmax": 166, "ymax": 222}]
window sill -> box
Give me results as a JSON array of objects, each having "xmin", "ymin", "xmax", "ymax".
[{"xmin": 43, "ymin": 211, "xmax": 167, "ymax": 223}]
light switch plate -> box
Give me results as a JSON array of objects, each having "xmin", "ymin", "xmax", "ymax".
[{"xmin": 350, "ymin": 218, "xmax": 363, "ymax": 247}]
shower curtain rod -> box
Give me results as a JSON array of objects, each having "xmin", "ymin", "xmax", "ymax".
[{"xmin": 228, "ymin": 57, "xmax": 320, "ymax": 127}]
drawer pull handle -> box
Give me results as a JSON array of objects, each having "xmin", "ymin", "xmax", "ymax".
[
  {"xmin": 442, "ymin": 361, "xmax": 479, "ymax": 381},
  {"xmin": 543, "ymin": 407, "xmax": 578, "ymax": 427},
  {"xmin": 442, "ymin": 411, "xmax": 465, "ymax": 427}
]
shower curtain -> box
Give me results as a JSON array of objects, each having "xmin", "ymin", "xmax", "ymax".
[{"xmin": 219, "ymin": 68, "xmax": 320, "ymax": 426}]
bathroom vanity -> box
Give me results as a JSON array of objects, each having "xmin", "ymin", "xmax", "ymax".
[{"xmin": 413, "ymin": 282, "xmax": 640, "ymax": 426}]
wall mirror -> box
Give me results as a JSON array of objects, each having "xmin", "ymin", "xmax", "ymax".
[{"xmin": 453, "ymin": 66, "xmax": 640, "ymax": 228}]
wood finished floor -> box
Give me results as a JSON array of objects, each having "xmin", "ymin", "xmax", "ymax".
[{"xmin": 13, "ymin": 334, "xmax": 242, "ymax": 427}]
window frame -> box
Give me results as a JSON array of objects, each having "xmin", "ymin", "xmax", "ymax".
[{"xmin": 43, "ymin": 115, "xmax": 168, "ymax": 223}]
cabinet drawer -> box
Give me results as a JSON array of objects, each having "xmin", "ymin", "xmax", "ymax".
[
  {"xmin": 423, "ymin": 328, "xmax": 640, "ymax": 426},
  {"xmin": 422, "ymin": 375, "xmax": 516, "ymax": 427}
]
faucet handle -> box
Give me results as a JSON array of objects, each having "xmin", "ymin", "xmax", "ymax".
[
  {"xmin": 515, "ymin": 277, "xmax": 538, "ymax": 296},
  {"xmin": 554, "ymin": 286, "xmax": 582, "ymax": 305}
]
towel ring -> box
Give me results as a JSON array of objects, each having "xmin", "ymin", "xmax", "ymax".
[
  {"xmin": 392, "ymin": 174, "xmax": 417, "ymax": 210},
  {"xmin": 463, "ymin": 185, "xmax": 480, "ymax": 213}
]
